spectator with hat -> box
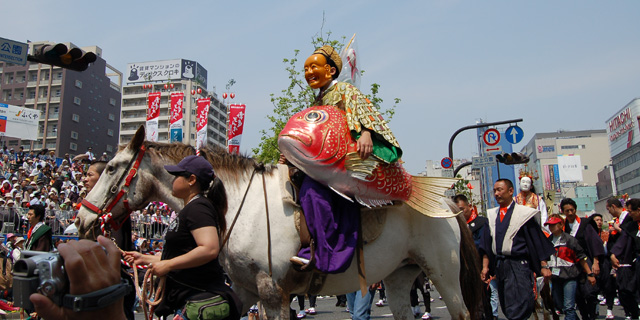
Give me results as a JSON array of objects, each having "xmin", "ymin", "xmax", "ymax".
[{"xmin": 545, "ymin": 214, "xmax": 596, "ymax": 320}]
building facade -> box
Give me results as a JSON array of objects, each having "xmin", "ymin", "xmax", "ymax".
[
  {"xmin": 120, "ymin": 59, "xmax": 226, "ymax": 147},
  {"xmin": 606, "ymin": 98, "xmax": 640, "ymax": 199},
  {"xmin": 0, "ymin": 41, "xmax": 122, "ymax": 157},
  {"xmin": 520, "ymin": 129, "xmax": 609, "ymax": 215}
]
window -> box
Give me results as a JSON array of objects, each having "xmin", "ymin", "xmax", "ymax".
[
  {"xmin": 70, "ymin": 142, "xmax": 77, "ymax": 151},
  {"xmin": 191, "ymin": 121, "xmax": 195, "ymax": 128},
  {"xmin": 72, "ymin": 114, "xmax": 80, "ymax": 122},
  {"xmin": 191, "ymin": 134, "xmax": 195, "ymax": 139},
  {"xmin": 56, "ymin": 72, "xmax": 63, "ymax": 80},
  {"xmin": 54, "ymin": 89, "xmax": 61, "ymax": 97},
  {"xmin": 191, "ymin": 110, "xmax": 195, "ymax": 115},
  {"xmin": 108, "ymin": 113, "xmax": 115, "ymax": 121},
  {"xmin": 28, "ymin": 91, "xmax": 36, "ymax": 99},
  {"xmin": 75, "ymin": 80, "xmax": 82, "ymax": 88},
  {"xmin": 109, "ymin": 98, "xmax": 116, "ymax": 106},
  {"xmin": 73, "ymin": 97, "xmax": 81, "ymax": 105},
  {"xmin": 71, "ymin": 131, "xmax": 78, "ymax": 139},
  {"xmin": 107, "ymin": 129, "xmax": 114, "ymax": 137},
  {"xmin": 106, "ymin": 145, "xmax": 113, "ymax": 152},
  {"xmin": 584, "ymin": 165, "xmax": 588, "ymax": 170}
]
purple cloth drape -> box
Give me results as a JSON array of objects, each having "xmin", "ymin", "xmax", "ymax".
[{"xmin": 298, "ymin": 176, "xmax": 359, "ymax": 273}]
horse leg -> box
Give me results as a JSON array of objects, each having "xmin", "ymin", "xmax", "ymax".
[
  {"xmin": 383, "ymin": 265, "xmax": 422, "ymax": 320},
  {"xmin": 413, "ymin": 240, "xmax": 469, "ymax": 319},
  {"xmin": 232, "ymin": 285, "xmax": 260, "ymax": 315},
  {"xmin": 255, "ymin": 271, "xmax": 290, "ymax": 320}
]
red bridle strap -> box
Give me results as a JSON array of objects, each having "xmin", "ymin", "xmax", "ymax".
[{"xmin": 82, "ymin": 145, "xmax": 146, "ymax": 233}]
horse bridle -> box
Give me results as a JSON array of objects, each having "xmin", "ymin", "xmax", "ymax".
[{"xmin": 81, "ymin": 145, "xmax": 147, "ymax": 235}]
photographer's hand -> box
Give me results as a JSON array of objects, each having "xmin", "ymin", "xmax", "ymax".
[{"xmin": 30, "ymin": 236, "xmax": 126, "ymax": 320}]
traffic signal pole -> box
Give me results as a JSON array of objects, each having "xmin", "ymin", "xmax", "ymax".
[{"xmin": 448, "ymin": 118, "xmax": 523, "ymax": 176}]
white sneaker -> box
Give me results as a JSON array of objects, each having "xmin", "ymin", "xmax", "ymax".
[
  {"xmin": 615, "ymin": 297, "xmax": 621, "ymax": 306},
  {"xmin": 296, "ymin": 310, "xmax": 306, "ymax": 319},
  {"xmin": 376, "ymin": 299, "xmax": 385, "ymax": 307},
  {"xmin": 606, "ymin": 309, "xmax": 615, "ymax": 319},
  {"xmin": 305, "ymin": 307, "xmax": 316, "ymax": 315},
  {"xmin": 421, "ymin": 312, "xmax": 432, "ymax": 320}
]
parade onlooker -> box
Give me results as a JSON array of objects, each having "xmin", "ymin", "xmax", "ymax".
[{"xmin": 481, "ymin": 179, "xmax": 555, "ymax": 320}]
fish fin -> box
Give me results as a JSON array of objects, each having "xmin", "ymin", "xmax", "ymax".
[
  {"xmin": 345, "ymin": 152, "xmax": 378, "ymax": 181},
  {"xmin": 328, "ymin": 186, "xmax": 355, "ymax": 203},
  {"xmin": 405, "ymin": 176, "xmax": 461, "ymax": 218},
  {"xmin": 355, "ymin": 195, "xmax": 393, "ymax": 208}
]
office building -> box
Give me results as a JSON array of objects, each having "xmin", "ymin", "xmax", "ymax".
[{"xmin": 120, "ymin": 59, "xmax": 226, "ymax": 147}]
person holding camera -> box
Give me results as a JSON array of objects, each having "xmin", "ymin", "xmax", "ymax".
[
  {"xmin": 25, "ymin": 204, "xmax": 52, "ymax": 252},
  {"xmin": 29, "ymin": 236, "xmax": 127, "ymax": 320},
  {"xmin": 124, "ymin": 155, "xmax": 240, "ymax": 319}
]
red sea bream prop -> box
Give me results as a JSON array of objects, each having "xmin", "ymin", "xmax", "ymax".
[{"xmin": 278, "ymin": 105, "xmax": 458, "ymax": 217}]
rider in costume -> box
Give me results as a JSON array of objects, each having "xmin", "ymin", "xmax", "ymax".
[{"xmin": 291, "ymin": 45, "xmax": 402, "ymax": 273}]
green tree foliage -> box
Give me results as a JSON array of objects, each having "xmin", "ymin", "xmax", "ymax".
[{"xmin": 252, "ymin": 32, "xmax": 400, "ymax": 163}]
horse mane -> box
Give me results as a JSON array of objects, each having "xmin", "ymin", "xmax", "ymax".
[{"xmin": 118, "ymin": 141, "xmax": 276, "ymax": 180}]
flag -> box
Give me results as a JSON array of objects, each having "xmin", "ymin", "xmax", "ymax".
[
  {"xmin": 195, "ymin": 98, "xmax": 210, "ymax": 150},
  {"xmin": 146, "ymin": 92, "xmax": 161, "ymax": 142},
  {"xmin": 337, "ymin": 34, "xmax": 361, "ymax": 88},
  {"xmin": 227, "ymin": 104, "xmax": 246, "ymax": 154},
  {"xmin": 169, "ymin": 92, "xmax": 184, "ymax": 142}
]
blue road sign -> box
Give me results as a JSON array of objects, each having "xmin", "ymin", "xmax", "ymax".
[
  {"xmin": 441, "ymin": 157, "xmax": 453, "ymax": 169},
  {"xmin": 505, "ymin": 125, "xmax": 524, "ymax": 144},
  {"xmin": 0, "ymin": 37, "xmax": 28, "ymax": 66}
]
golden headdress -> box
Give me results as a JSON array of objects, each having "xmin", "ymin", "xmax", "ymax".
[{"xmin": 313, "ymin": 45, "xmax": 343, "ymax": 72}]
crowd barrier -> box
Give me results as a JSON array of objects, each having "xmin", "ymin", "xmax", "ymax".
[{"xmin": 0, "ymin": 208, "xmax": 168, "ymax": 241}]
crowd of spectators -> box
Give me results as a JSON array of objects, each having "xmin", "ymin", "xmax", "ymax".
[{"xmin": 0, "ymin": 146, "xmax": 175, "ymax": 240}]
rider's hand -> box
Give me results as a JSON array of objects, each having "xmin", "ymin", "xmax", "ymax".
[
  {"xmin": 31, "ymin": 236, "xmax": 126, "ymax": 320},
  {"xmin": 357, "ymin": 130, "xmax": 373, "ymax": 160}
]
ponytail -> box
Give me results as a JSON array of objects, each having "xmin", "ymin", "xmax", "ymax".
[{"xmin": 201, "ymin": 177, "xmax": 227, "ymax": 234}]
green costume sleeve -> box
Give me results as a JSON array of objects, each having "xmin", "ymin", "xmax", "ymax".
[{"xmin": 319, "ymin": 82, "xmax": 402, "ymax": 163}]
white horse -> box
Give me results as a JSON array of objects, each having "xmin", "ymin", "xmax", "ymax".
[{"xmin": 75, "ymin": 126, "xmax": 482, "ymax": 319}]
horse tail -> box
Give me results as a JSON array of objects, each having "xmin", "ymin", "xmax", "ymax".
[
  {"xmin": 454, "ymin": 212, "xmax": 483, "ymax": 319},
  {"xmin": 406, "ymin": 176, "xmax": 460, "ymax": 218}
]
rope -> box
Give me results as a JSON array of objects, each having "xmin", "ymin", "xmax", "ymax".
[
  {"xmin": 221, "ymin": 168, "xmax": 258, "ymax": 248},
  {"xmin": 261, "ymin": 173, "xmax": 272, "ymax": 277}
]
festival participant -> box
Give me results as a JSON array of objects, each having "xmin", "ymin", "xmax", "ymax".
[
  {"xmin": 481, "ymin": 179, "xmax": 555, "ymax": 320},
  {"xmin": 514, "ymin": 174, "xmax": 548, "ymax": 232},
  {"xmin": 24, "ymin": 204, "xmax": 52, "ymax": 251},
  {"xmin": 559, "ymin": 198, "xmax": 603, "ymax": 320},
  {"xmin": 30, "ymin": 236, "xmax": 128, "ymax": 320},
  {"xmin": 454, "ymin": 194, "xmax": 496, "ymax": 320},
  {"xmin": 290, "ymin": 45, "xmax": 402, "ymax": 273},
  {"xmin": 346, "ymin": 286, "xmax": 377, "ymax": 320},
  {"xmin": 123, "ymin": 155, "xmax": 240, "ymax": 319},
  {"xmin": 544, "ymin": 214, "xmax": 596, "ymax": 320},
  {"xmin": 608, "ymin": 197, "xmax": 639, "ymax": 319}
]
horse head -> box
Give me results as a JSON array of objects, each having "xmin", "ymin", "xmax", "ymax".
[{"xmin": 75, "ymin": 126, "xmax": 183, "ymax": 240}]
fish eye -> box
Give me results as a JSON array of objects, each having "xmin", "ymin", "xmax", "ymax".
[{"xmin": 304, "ymin": 110, "xmax": 328, "ymax": 124}]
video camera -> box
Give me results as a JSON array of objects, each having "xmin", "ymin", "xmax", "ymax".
[{"xmin": 13, "ymin": 251, "xmax": 67, "ymax": 310}]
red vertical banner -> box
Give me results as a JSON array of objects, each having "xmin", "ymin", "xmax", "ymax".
[
  {"xmin": 146, "ymin": 92, "xmax": 161, "ymax": 142},
  {"xmin": 169, "ymin": 92, "xmax": 184, "ymax": 142},
  {"xmin": 195, "ymin": 98, "xmax": 210, "ymax": 150},
  {"xmin": 227, "ymin": 104, "xmax": 246, "ymax": 154}
]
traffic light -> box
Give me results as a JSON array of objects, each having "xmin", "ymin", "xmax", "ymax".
[
  {"xmin": 27, "ymin": 43, "xmax": 97, "ymax": 72},
  {"xmin": 495, "ymin": 152, "xmax": 529, "ymax": 165}
]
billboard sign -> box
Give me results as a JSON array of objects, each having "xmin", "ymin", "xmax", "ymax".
[
  {"xmin": 0, "ymin": 104, "xmax": 41, "ymax": 140},
  {"xmin": 606, "ymin": 99, "xmax": 640, "ymax": 157},
  {"xmin": 126, "ymin": 59, "xmax": 208, "ymax": 85}
]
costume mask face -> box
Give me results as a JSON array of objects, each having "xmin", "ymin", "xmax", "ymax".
[
  {"xmin": 520, "ymin": 177, "xmax": 532, "ymax": 192},
  {"xmin": 304, "ymin": 54, "xmax": 334, "ymax": 89}
]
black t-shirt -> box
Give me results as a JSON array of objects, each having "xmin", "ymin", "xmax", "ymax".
[{"xmin": 161, "ymin": 196, "xmax": 225, "ymax": 290}]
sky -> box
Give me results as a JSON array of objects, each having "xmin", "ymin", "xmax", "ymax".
[{"xmin": 3, "ymin": 1, "xmax": 640, "ymax": 174}]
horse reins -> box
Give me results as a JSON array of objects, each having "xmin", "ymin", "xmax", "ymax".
[
  {"xmin": 222, "ymin": 165, "xmax": 273, "ymax": 277},
  {"xmin": 81, "ymin": 145, "xmax": 147, "ymax": 235}
]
